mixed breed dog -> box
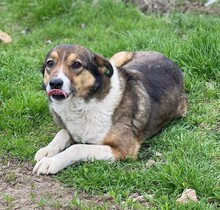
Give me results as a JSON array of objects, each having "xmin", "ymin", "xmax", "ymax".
[{"xmin": 33, "ymin": 44, "xmax": 187, "ymax": 175}]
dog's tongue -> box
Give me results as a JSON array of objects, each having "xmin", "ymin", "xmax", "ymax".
[{"xmin": 48, "ymin": 89, "xmax": 68, "ymax": 98}]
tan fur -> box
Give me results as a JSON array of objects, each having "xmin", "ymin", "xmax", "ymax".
[
  {"xmin": 66, "ymin": 53, "xmax": 77, "ymax": 66},
  {"xmin": 102, "ymin": 125, "xmax": 141, "ymax": 160},
  {"xmin": 109, "ymin": 51, "xmax": 134, "ymax": 67},
  {"xmin": 72, "ymin": 70, "xmax": 96, "ymax": 97},
  {"xmin": 43, "ymin": 71, "xmax": 50, "ymax": 85},
  {"xmin": 50, "ymin": 51, "xmax": 59, "ymax": 62},
  {"xmin": 44, "ymin": 51, "xmax": 61, "ymax": 80}
]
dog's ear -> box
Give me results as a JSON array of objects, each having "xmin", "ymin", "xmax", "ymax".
[
  {"xmin": 41, "ymin": 63, "xmax": 46, "ymax": 75},
  {"xmin": 94, "ymin": 54, "xmax": 114, "ymax": 77},
  {"xmin": 41, "ymin": 63, "xmax": 46, "ymax": 90}
]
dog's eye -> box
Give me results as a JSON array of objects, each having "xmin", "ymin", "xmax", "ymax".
[
  {"xmin": 71, "ymin": 62, "xmax": 82, "ymax": 69},
  {"xmin": 46, "ymin": 60, "xmax": 54, "ymax": 68}
]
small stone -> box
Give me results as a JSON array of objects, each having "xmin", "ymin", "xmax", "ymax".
[
  {"xmin": 176, "ymin": 189, "xmax": 198, "ymax": 204},
  {"xmin": 145, "ymin": 159, "xmax": 156, "ymax": 168},
  {"xmin": 155, "ymin": 152, "xmax": 163, "ymax": 157},
  {"xmin": 46, "ymin": 40, "xmax": 52, "ymax": 45},
  {"xmin": 0, "ymin": 30, "xmax": 12, "ymax": 43},
  {"xmin": 81, "ymin": 23, "xmax": 85, "ymax": 29},
  {"xmin": 133, "ymin": 195, "xmax": 144, "ymax": 202},
  {"xmin": 129, "ymin": 192, "xmax": 139, "ymax": 199},
  {"xmin": 145, "ymin": 194, "xmax": 154, "ymax": 200},
  {"xmin": 109, "ymin": 205, "xmax": 118, "ymax": 210},
  {"xmin": 143, "ymin": 201, "xmax": 151, "ymax": 207},
  {"xmin": 21, "ymin": 28, "xmax": 30, "ymax": 35},
  {"xmin": 129, "ymin": 193, "xmax": 144, "ymax": 202}
]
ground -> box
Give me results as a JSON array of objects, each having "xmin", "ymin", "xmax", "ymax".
[
  {"xmin": 128, "ymin": 0, "xmax": 220, "ymax": 14},
  {"xmin": 0, "ymin": 158, "xmax": 74, "ymax": 209},
  {"xmin": 0, "ymin": 1, "xmax": 219, "ymax": 209},
  {"xmin": 0, "ymin": 158, "xmax": 120, "ymax": 209}
]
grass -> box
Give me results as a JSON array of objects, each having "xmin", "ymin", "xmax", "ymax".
[{"xmin": 0, "ymin": 0, "xmax": 219, "ymax": 209}]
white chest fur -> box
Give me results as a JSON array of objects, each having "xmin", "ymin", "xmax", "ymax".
[{"xmin": 50, "ymin": 67, "xmax": 122, "ymax": 145}]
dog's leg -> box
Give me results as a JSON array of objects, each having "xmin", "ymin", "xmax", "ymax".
[
  {"xmin": 102, "ymin": 124, "xmax": 141, "ymax": 161},
  {"xmin": 34, "ymin": 129, "xmax": 71, "ymax": 162},
  {"xmin": 33, "ymin": 144, "xmax": 114, "ymax": 175},
  {"xmin": 33, "ymin": 126, "xmax": 141, "ymax": 175}
]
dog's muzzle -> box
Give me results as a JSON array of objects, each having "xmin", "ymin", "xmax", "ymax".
[{"xmin": 48, "ymin": 78, "xmax": 68, "ymax": 100}]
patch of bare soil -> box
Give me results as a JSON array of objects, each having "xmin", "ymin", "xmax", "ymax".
[
  {"xmin": 0, "ymin": 158, "xmax": 74, "ymax": 209},
  {"xmin": 176, "ymin": 1, "xmax": 220, "ymax": 15},
  {"xmin": 126, "ymin": 0, "xmax": 220, "ymax": 15},
  {"xmin": 0, "ymin": 158, "xmax": 119, "ymax": 209}
]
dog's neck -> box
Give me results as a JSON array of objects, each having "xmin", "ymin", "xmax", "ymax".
[{"xmin": 49, "ymin": 66, "xmax": 124, "ymax": 144}]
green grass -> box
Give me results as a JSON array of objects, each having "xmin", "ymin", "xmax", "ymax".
[{"xmin": 0, "ymin": 0, "xmax": 219, "ymax": 209}]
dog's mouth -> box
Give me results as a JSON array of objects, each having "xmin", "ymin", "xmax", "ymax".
[{"xmin": 48, "ymin": 89, "xmax": 68, "ymax": 100}]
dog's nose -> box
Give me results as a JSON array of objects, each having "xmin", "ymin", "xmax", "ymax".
[{"xmin": 49, "ymin": 78, "xmax": 63, "ymax": 89}]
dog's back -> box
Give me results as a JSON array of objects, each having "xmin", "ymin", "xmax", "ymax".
[{"xmin": 112, "ymin": 51, "xmax": 187, "ymax": 139}]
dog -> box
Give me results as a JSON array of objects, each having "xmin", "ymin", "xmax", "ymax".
[{"xmin": 33, "ymin": 44, "xmax": 187, "ymax": 175}]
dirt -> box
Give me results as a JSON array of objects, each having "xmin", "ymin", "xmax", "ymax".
[
  {"xmin": 0, "ymin": 158, "xmax": 153, "ymax": 210},
  {"xmin": 0, "ymin": 158, "xmax": 120, "ymax": 209},
  {"xmin": 127, "ymin": 0, "xmax": 220, "ymax": 15},
  {"xmin": 0, "ymin": 158, "xmax": 75, "ymax": 209}
]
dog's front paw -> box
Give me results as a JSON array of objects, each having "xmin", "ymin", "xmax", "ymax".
[
  {"xmin": 34, "ymin": 146, "xmax": 58, "ymax": 162},
  {"xmin": 33, "ymin": 157, "xmax": 63, "ymax": 175}
]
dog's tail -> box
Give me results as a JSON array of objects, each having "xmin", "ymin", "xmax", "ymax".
[{"xmin": 109, "ymin": 51, "xmax": 134, "ymax": 67}]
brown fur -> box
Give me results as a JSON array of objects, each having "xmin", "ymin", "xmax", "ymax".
[
  {"xmin": 102, "ymin": 51, "xmax": 187, "ymax": 158},
  {"xmin": 71, "ymin": 70, "xmax": 96, "ymax": 97},
  {"xmin": 42, "ymin": 45, "xmax": 113, "ymax": 101},
  {"xmin": 109, "ymin": 51, "xmax": 134, "ymax": 67},
  {"xmin": 42, "ymin": 45, "xmax": 187, "ymax": 162}
]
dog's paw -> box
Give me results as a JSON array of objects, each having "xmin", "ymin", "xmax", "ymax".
[
  {"xmin": 34, "ymin": 146, "xmax": 59, "ymax": 162},
  {"xmin": 33, "ymin": 157, "xmax": 62, "ymax": 175}
]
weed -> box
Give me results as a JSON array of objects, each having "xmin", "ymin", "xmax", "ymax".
[
  {"xmin": 29, "ymin": 192, "xmax": 35, "ymax": 203},
  {"xmin": 51, "ymin": 200, "xmax": 63, "ymax": 209},
  {"xmin": 2, "ymin": 193, "xmax": 14, "ymax": 208},
  {"xmin": 37, "ymin": 197, "xmax": 48, "ymax": 207},
  {"xmin": 4, "ymin": 172, "xmax": 17, "ymax": 184}
]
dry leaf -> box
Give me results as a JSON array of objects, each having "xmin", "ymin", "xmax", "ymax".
[
  {"xmin": 176, "ymin": 189, "xmax": 198, "ymax": 204},
  {"xmin": 0, "ymin": 30, "xmax": 12, "ymax": 43}
]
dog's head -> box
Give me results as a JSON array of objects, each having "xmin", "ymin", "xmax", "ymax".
[{"xmin": 41, "ymin": 44, "xmax": 114, "ymax": 102}]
